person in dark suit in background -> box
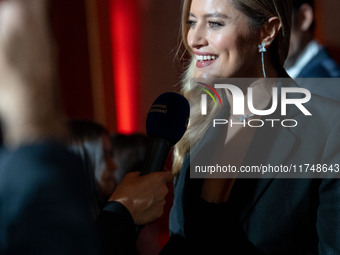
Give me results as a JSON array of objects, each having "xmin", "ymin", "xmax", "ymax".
[
  {"xmin": 0, "ymin": 1, "xmax": 172, "ymax": 254},
  {"xmin": 284, "ymin": 0, "xmax": 340, "ymax": 100},
  {"xmin": 285, "ymin": 0, "xmax": 340, "ymax": 78}
]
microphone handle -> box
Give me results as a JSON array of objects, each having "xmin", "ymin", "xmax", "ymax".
[
  {"xmin": 140, "ymin": 137, "xmax": 172, "ymax": 175},
  {"xmin": 136, "ymin": 137, "xmax": 172, "ymax": 235}
]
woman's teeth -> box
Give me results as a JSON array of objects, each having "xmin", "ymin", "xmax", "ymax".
[{"xmin": 196, "ymin": 55, "xmax": 217, "ymax": 61}]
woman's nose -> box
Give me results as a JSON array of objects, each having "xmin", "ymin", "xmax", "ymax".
[{"xmin": 188, "ymin": 25, "xmax": 208, "ymax": 49}]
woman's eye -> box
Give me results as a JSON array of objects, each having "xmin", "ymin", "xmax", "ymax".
[
  {"xmin": 186, "ymin": 20, "xmax": 196, "ymax": 27},
  {"xmin": 208, "ymin": 21, "xmax": 224, "ymax": 28}
]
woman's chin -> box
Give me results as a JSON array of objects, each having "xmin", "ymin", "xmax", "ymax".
[
  {"xmin": 194, "ymin": 70, "xmax": 235, "ymax": 80},
  {"xmin": 194, "ymin": 70, "xmax": 218, "ymax": 80}
]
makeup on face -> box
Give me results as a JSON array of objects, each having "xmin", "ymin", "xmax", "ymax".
[{"xmin": 187, "ymin": 0, "xmax": 260, "ymax": 78}]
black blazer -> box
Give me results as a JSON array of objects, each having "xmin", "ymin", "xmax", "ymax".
[{"xmin": 163, "ymin": 79, "xmax": 340, "ymax": 254}]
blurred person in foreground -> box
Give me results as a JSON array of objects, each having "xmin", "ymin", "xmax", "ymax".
[{"xmin": 0, "ymin": 0, "xmax": 172, "ymax": 254}]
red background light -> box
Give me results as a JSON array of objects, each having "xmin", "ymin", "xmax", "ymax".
[{"xmin": 110, "ymin": 0, "xmax": 140, "ymax": 134}]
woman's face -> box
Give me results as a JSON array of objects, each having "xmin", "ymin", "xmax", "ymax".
[
  {"xmin": 187, "ymin": 0, "xmax": 261, "ymax": 78},
  {"xmin": 99, "ymin": 134, "xmax": 116, "ymax": 198}
]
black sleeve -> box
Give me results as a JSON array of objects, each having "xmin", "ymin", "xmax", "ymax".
[
  {"xmin": 0, "ymin": 141, "xmax": 100, "ymax": 255},
  {"xmin": 96, "ymin": 201, "xmax": 137, "ymax": 255}
]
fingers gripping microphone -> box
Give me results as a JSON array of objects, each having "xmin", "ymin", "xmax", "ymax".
[{"xmin": 141, "ymin": 92, "xmax": 190, "ymax": 175}]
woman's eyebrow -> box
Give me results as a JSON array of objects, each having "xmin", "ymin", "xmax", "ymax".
[
  {"xmin": 188, "ymin": 12, "xmax": 229, "ymax": 19},
  {"xmin": 204, "ymin": 12, "xmax": 229, "ymax": 19}
]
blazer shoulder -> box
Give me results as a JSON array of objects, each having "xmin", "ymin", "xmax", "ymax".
[{"xmin": 304, "ymin": 93, "xmax": 340, "ymax": 127}]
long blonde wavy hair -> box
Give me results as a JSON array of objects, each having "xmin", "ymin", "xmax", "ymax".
[{"xmin": 172, "ymin": 0, "xmax": 292, "ymax": 174}]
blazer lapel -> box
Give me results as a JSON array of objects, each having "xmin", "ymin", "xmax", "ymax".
[
  {"xmin": 231, "ymin": 78, "xmax": 302, "ymax": 222},
  {"xmin": 233, "ymin": 125, "xmax": 299, "ymax": 223}
]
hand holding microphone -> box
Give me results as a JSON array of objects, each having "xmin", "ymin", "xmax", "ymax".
[
  {"xmin": 109, "ymin": 171, "xmax": 173, "ymax": 225},
  {"xmin": 108, "ymin": 92, "xmax": 189, "ymax": 225}
]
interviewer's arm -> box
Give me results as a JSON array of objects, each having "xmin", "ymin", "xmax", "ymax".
[{"xmin": 97, "ymin": 171, "xmax": 173, "ymax": 255}]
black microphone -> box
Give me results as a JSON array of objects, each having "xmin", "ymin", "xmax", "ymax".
[{"xmin": 141, "ymin": 92, "xmax": 190, "ymax": 175}]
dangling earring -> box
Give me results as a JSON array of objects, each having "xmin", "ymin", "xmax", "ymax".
[{"xmin": 258, "ymin": 43, "xmax": 267, "ymax": 78}]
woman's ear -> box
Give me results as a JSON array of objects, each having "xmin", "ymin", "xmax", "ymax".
[{"xmin": 260, "ymin": 16, "xmax": 282, "ymax": 48}]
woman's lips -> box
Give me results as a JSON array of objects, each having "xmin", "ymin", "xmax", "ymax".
[
  {"xmin": 195, "ymin": 53, "xmax": 218, "ymax": 68},
  {"xmin": 196, "ymin": 59, "xmax": 217, "ymax": 68}
]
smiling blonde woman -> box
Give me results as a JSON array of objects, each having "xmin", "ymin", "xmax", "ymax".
[{"xmin": 162, "ymin": 0, "xmax": 340, "ymax": 254}]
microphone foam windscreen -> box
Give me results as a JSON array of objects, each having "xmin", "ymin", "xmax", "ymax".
[{"xmin": 146, "ymin": 92, "xmax": 190, "ymax": 145}]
